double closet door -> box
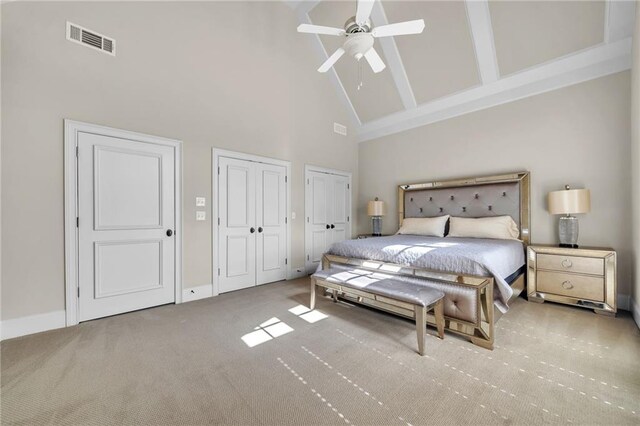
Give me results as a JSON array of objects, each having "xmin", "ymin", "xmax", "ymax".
[
  {"xmin": 218, "ymin": 156, "xmax": 287, "ymax": 293},
  {"xmin": 305, "ymin": 169, "xmax": 351, "ymax": 273}
]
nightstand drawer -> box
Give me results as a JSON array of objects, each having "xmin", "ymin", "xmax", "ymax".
[
  {"xmin": 537, "ymin": 271, "xmax": 604, "ymax": 301},
  {"xmin": 537, "ymin": 254, "xmax": 604, "ymax": 276}
]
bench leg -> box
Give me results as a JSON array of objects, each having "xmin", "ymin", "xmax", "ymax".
[
  {"xmin": 332, "ymin": 289, "xmax": 338, "ymax": 302},
  {"xmin": 310, "ymin": 278, "xmax": 316, "ymax": 310},
  {"xmin": 415, "ymin": 306, "xmax": 427, "ymax": 356},
  {"xmin": 434, "ymin": 299, "xmax": 445, "ymax": 339}
]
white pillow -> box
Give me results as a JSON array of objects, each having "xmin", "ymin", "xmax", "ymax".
[
  {"xmin": 447, "ymin": 216, "xmax": 520, "ymax": 240},
  {"xmin": 397, "ymin": 216, "xmax": 450, "ymax": 237}
]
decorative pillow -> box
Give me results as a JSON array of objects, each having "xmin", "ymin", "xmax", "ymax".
[
  {"xmin": 397, "ymin": 216, "xmax": 450, "ymax": 237},
  {"xmin": 447, "ymin": 216, "xmax": 520, "ymax": 240}
]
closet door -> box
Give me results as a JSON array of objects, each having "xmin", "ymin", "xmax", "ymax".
[
  {"xmin": 306, "ymin": 171, "xmax": 333, "ymax": 272},
  {"xmin": 330, "ymin": 175, "xmax": 350, "ymax": 245},
  {"xmin": 256, "ymin": 163, "xmax": 287, "ymax": 285},
  {"xmin": 219, "ymin": 157, "xmax": 256, "ymax": 293}
]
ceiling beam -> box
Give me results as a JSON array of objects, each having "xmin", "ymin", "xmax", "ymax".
[
  {"xmin": 296, "ymin": 10, "xmax": 362, "ymax": 127},
  {"xmin": 357, "ymin": 37, "xmax": 631, "ymax": 142},
  {"xmin": 370, "ymin": 1, "xmax": 417, "ymax": 110},
  {"xmin": 465, "ymin": 0, "xmax": 500, "ymax": 84},
  {"xmin": 604, "ymin": 0, "xmax": 636, "ymax": 43},
  {"xmin": 285, "ymin": 0, "xmax": 322, "ymax": 15}
]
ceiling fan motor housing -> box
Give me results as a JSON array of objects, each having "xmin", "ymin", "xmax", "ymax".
[
  {"xmin": 343, "ymin": 33, "xmax": 374, "ymax": 60},
  {"xmin": 344, "ymin": 16, "xmax": 371, "ymax": 34}
]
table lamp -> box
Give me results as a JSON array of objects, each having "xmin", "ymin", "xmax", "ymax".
[
  {"xmin": 547, "ymin": 185, "xmax": 591, "ymax": 248},
  {"xmin": 367, "ymin": 198, "xmax": 386, "ymax": 236}
]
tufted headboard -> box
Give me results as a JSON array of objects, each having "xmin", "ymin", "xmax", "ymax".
[{"xmin": 398, "ymin": 172, "xmax": 530, "ymax": 244}]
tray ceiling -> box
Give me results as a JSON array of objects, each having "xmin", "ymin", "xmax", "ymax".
[{"xmin": 287, "ymin": 0, "xmax": 635, "ymax": 142}]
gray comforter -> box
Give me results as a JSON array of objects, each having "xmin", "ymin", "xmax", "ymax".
[{"xmin": 326, "ymin": 235, "xmax": 525, "ymax": 312}]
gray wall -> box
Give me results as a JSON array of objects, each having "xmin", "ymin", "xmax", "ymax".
[
  {"xmin": 632, "ymin": 6, "xmax": 640, "ymax": 324},
  {"xmin": 358, "ymin": 72, "xmax": 633, "ymax": 301},
  {"xmin": 1, "ymin": 2, "xmax": 358, "ymax": 320}
]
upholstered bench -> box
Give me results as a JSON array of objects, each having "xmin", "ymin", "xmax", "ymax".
[{"xmin": 311, "ymin": 268, "xmax": 445, "ymax": 356}]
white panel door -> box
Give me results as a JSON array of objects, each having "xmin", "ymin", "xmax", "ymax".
[
  {"xmin": 219, "ymin": 157, "xmax": 257, "ymax": 293},
  {"xmin": 305, "ymin": 169, "xmax": 351, "ymax": 272},
  {"xmin": 331, "ymin": 175, "xmax": 350, "ymax": 245},
  {"xmin": 78, "ymin": 132, "xmax": 175, "ymax": 321},
  {"xmin": 256, "ymin": 163, "xmax": 287, "ymax": 285}
]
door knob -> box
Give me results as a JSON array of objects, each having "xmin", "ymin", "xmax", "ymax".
[
  {"xmin": 258, "ymin": 227, "xmax": 263, "ymax": 233},
  {"xmin": 250, "ymin": 227, "xmax": 255, "ymax": 233},
  {"xmin": 330, "ymin": 224, "xmax": 335, "ymax": 229},
  {"xmin": 326, "ymin": 224, "xmax": 330, "ymax": 229},
  {"xmin": 166, "ymin": 229, "xmax": 173, "ymax": 237}
]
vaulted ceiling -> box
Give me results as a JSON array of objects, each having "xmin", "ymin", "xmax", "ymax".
[{"xmin": 286, "ymin": 0, "xmax": 636, "ymax": 142}]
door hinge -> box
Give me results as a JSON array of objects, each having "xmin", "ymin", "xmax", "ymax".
[
  {"xmin": 77, "ymin": 287, "xmax": 80, "ymax": 298},
  {"xmin": 218, "ymin": 166, "xmax": 220, "ymax": 175},
  {"xmin": 76, "ymin": 217, "xmax": 79, "ymax": 227},
  {"xmin": 307, "ymin": 217, "xmax": 309, "ymax": 223},
  {"xmin": 285, "ymin": 258, "xmax": 288, "ymax": 265},
  {"xmin": 75, "ymin": 146, "xmax": 79, "ymax": 157},
  {"xmin": 347, "ymin": 216, "xmax": 350, "ymax": 222},
  {"xmin": 307, "ymin": 178, "xmax": 309, "ymax": 185},
  {"xmin": 218, "ymin": 217, "xmax": 220, "ymax": 226},
  {"xmin": 218, "ymin": 268, "xmax": 221, "ymax": 276},
  {"xmin": 347, "ymin": 183, "xmax": 350, "ymax": 189},
  {"xmin": 285, "ymin": 217, "xmax": 287, "ymax": 224},
  {"xmin": 307, "ymin": 254, "xmax": 310, "ymax": 261},
  {"xmin": 285, "ymin": 176, "xmax": 288, "ymax": 183}
]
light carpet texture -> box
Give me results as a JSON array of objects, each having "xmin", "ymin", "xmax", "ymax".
[{"xmin": 2, "ymin": 277, "xmax": 639, "ymax": 425}]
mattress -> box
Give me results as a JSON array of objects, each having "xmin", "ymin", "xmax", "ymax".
[{"xmin": 326, "ymin": 235, "xmax": 525, "ymax": 312}]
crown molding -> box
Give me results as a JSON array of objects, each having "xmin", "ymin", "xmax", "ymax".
[{"xmin": 357, "ymin": 37, "xmax": 632, "ymax": 143}]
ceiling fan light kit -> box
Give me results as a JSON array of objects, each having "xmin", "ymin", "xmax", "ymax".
[{"xmin": 297, "ymin": 0, "xmax": 425, "ymax": 75}]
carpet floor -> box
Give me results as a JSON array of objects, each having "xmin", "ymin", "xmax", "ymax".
[{"xmin": 1, "ymin": 277, "xmax": 639, "ymax": 425}]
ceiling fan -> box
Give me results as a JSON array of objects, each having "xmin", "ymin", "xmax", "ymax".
[{"xmin": 297, "ymin": 0, "xmax": 425, "ymax": 74}]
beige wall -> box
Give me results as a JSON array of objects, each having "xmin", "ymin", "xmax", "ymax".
[
  {"xmin": 1, "ymin": 2, "xmax": 358, "ymax": 320},
  {"xmin": 631, "ymin": 6, "xmax": 640, "ymax": 324},
  {"xmin": 358, "ymin": 72, "xmax": 632, "ymax": 301}
]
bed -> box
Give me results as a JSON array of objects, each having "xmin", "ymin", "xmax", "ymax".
[{"xmin": 321, "ymin": 171, "xmax": 530, "ymax": 350}]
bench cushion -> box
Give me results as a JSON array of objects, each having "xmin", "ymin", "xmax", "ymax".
[{"xmin": 313, "ymin": 268, "xmax": 444, "ymax": 308}]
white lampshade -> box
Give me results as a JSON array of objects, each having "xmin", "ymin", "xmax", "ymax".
[
  {"xmin": 367, "ymin": 200, "xmax": 386, "ymax": 216},
  {"xmin": 548, "ymin": 188, "xmax": 591, "ymax": 215}
]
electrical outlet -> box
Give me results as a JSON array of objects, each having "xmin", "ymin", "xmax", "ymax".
[
  {"xmin": 196, "ymin": 211, "xmax": 206, "ymax": 221},
  {"xmin": 196, "ymin": 197, "xmax": 206, "ymax": 207}
]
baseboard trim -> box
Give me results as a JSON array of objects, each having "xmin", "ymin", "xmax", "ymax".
[
  {"xmin": 617, "ymin": 294, "xmax": 630, "ymax": 311},
  {"xmin": 632, "ymin": 298, "xmax": 640, "ymax": 330},
  {"xmin": 182, "ymin": 284, "xmax": 214, "ymax": 303},
  {"xmin": 1, "ymin": 310, "xmax": 66, "ymax": 341}
]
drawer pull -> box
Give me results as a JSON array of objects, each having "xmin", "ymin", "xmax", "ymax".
[
  {"xmin": 561, "ymin": 259, "xmax": 573, "ymax": 268},
  {"xmin": 561, "ymin": 280, "xmax": 573, "ymax": 290}
]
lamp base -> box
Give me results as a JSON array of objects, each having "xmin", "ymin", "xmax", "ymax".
[
  {"xmin": 371, "ymin": 216, "xmax": 382, "ymax": 236},
  {"xmin": 559, "ymin": 243, "xmax": 579, "ymax": 249},
  {"xmin": 558, "ymin": 215, "xmax": 579, "ymax": 247}
]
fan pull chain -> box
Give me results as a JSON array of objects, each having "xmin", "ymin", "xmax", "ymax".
[{"xmin": 357, "ymin": 61, "xmax": 364, "ymax": 91}]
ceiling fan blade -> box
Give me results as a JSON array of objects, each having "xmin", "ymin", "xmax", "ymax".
[
  {"xmin": 372, "ymin": 19, "xmax": 425, "ymax": 38},
  {"xmin": 318, "ymin": 47, "xmax": 345, "ymax": 73},
  {"xmin": 297, "ymin": 24, "xmax": 345, "ymax": 36},
  {"xmin": 364, "ymin": 47, "xmax": 386, "ymax": 73},
  {"xmin": 356, "ymin": 0, "xmax": 375, "ymax": 25}
]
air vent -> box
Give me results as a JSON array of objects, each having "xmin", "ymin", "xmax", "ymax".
[
  {"xmin": 66, "ymin": 22, "xmax": 116, "ymax": 56},
  {"xmin": 333, "ymin": 122, "xmax": 347, "ymax": 136}
]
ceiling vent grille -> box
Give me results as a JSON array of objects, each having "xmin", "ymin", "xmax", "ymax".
[
  {"xmin": 66, "ymin": 22, "xmax": 116, "ymax": 56},
  {"xmin": 333, "ymin": 122, "xmax": 347, "ymax": 136}
]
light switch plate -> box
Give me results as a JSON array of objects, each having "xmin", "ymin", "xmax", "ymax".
[
  {"xmin": 196, "ymin": 211, "xmax": 206, "ymax": 221},
  {"xmin": 195, "ymin": 197, "xmax": 206, "ymax": 207}
]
